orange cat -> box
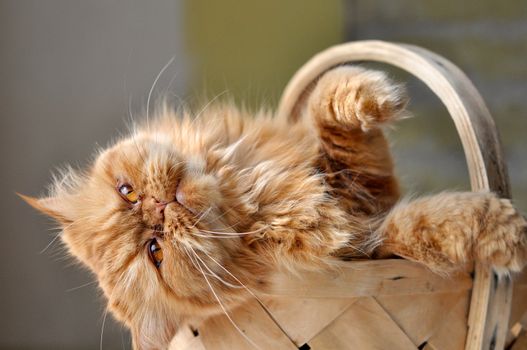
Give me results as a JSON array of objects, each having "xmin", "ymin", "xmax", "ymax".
[{"xmin": 23, "ymin": 66, "xmax": 527, "ymax": 349}]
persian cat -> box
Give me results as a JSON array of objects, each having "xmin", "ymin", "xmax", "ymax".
[{"xmin": 23, "ymin": 66, "xmax": 527, "ymax": 349}]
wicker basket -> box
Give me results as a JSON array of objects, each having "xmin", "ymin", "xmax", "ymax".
[{"xmin": 169, "ymin": 41, "xmax": 527, "ymax": 350}]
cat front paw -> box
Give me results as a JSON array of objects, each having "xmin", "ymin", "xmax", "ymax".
[
  {"xmin": 310, "ymin": 66, "xmax": 408, "ymax": 131},
  {"xmin": 476, "ymin": 197, "xmax": 527, "ymax": 275}
]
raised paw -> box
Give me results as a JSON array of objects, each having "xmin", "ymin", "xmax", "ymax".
[
  {"xmin": 309, "ymin": 66, "xmax": 408, "ymax": 131},
  {"xmin": 475, "ymin": 197, "xmax": 527, "ymax": 274}
]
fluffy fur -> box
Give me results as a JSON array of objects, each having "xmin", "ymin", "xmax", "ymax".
[{"xmin": 24, "ymin": 66, "xmax": 527, "ymax": 349}]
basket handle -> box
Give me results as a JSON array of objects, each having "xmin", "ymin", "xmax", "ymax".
[{"xmin": 277, "ymin": 40, "xmax": 512, "ymax": 350}]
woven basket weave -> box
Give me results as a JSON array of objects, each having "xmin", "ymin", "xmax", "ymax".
[{"xmin": 169, "ymin": 41, "xmax": 527, "ymax": 350}]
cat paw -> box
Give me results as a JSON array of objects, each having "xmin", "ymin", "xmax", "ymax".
[
  {"xmin": 475, "ymin": 197, "xmax": 527, "ymax": 275},
  {"xmin": 309, "ymin": 66, "xmax": 408, "ymax": 131}
]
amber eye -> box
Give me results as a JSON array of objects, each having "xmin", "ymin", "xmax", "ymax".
[
  {"xmin": 148, "ymin": 238, "xmax": 163, "ymax": 268},
  {"xmin": 118, "ymin": 183, "xmax": 139, "ymax": 204}
]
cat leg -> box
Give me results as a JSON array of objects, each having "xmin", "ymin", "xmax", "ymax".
[
  {"xmin": 305, "ymin": 66, "xmax": 408, "ymax": 214},
  {"xmin": 376, "ymin": 192, "xmax": 527, "ymax": 275}
]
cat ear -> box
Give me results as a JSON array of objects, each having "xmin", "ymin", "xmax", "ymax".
[{"xmin": 18, "ymin": 193, "xmax": 74, "ymax": 225}]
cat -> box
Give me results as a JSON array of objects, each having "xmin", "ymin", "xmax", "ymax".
[{"xmin": 22, "ymin": 66, "xmax": 527, "ymax": 349}]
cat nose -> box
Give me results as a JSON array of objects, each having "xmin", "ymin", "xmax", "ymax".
[
  {"xmin": 142, "ymin": 196, "xmax": 169, "ymax": 226},
  {"xmin": 153, "ymin": 198, "xmax": 167, "ymax": 215}
]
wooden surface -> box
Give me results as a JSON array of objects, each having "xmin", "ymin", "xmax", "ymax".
[
  {"xmin": 264, "ymin": 260, "xmax": 472, "ymax": 298},
  {"xmin": 308, "ymin": 298, "xmax": 417, "ymax": 350},
  {"xmin": 423, "ymin": 295, "xmax": 470, "ymax": 350},
  {"xmin": 260, "ymin": 296, "xmax": 358, "ymax": 346},
  {"xmin": 377, "ymin": 291, "xmax": 468, "ymax": 346}
]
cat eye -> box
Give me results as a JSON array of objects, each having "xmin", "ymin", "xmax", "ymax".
[
  {"xmin": 118, "ymin": 183, "xmax": 139, "ymax": 204},
  {"xmin": 148, "ymin": 238, "xmax": 163, "ymax": 268}
]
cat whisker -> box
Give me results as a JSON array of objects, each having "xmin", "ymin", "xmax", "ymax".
[
  {"xmin": 198, "ymin": 231, "xmax": 248, "ymax": 237},
  {"xmin": 65, "ymin": 280, "xmax": 98, "ymax": 293},
  {"xmin": 100, "ymin": 269, "xmax": 128, "ymax": 350},
  {"xmin": 120, "ymin": 328, "xmax": 127, "ymax": 350},
  {"xmin": 204, "ymin": 203, "xmax": 270, "ymax": 234},
  {"xmin": 187, "ymin": 246, "xmax": 262, "ymax": 350},
  {"xmin": 198, "ymin": 248, "xmax": 259, "ymax": 300},
  {"xmin": 200, "ymin": 225, "xmax": 268, "ymax": 236},
  {"xmin": 198, "ymin": 205, "xmax": 241, "ymax": 230},
  {"xmin": 188, "ymin": 248, "xmax": 242, "ymax": 289},
  {"xmin": 182, "ymin": 246, "xmax": 205, "ymax": 274},
  {"xmin": 345, "ymin": 244, "xmax": 370, "ymax": 257},
  {"xmin": 39, "ymin": 232, "xmax": 62, "ymax": 254},
  {"xmin": 192, "ymin": 227, "xmax": 267, "ymax": 240},
  {"xmin": 100, "ymin": 305, "xmax": 109, "ymax": 350},
  {"xmin": 193, "ymin": 233, "xmax": 241, "ymax": 240},
  {"xmin": 183, "ymin": 248, "xmax": 239, "ymax": 289},
  {"xmin": 164, "ymin": 71, "xmax": 180, "ymax": 97},
  {"xmin": 147, "ymin": 56, "xmax": 175, "ymax": 131},
  {"xmin": 163, "ymin": 71, "xmax": 188, "ymax": 107},
  {"xmin": 183, "ymin": 245, "xmax": 220, "ymax": 284},
  {"xmin": 189, "ymin": 206, "xmax": 214, "ymax": 229},
  {"xmin": 190, "ymin": 90, "xmax": 229, "ymax": 128},
  {"xmin": 184, "ymin": 246, "xmax": 231, "ymax": 282}
]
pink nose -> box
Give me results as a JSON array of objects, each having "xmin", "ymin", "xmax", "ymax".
[
  {"xmin": 143, "ymin": 197, "xmax": 168, "ymax": 226},
  {"xmin": 154, "ymin": 199, "xmax": 167, "ymax": 216}
]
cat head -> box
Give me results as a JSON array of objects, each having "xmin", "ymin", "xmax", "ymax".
[{"xmin": 22, "ymin": 106, "xmax": 274, "ymax": 349}]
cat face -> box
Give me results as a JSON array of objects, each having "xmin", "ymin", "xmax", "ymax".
[{"xmin": 23, "ymin": 111, "xmax": 272, "ymax": 348}]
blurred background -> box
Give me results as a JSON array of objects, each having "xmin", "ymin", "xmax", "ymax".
[{"xmin": 1, "ymin": 0, "xmax": 525, "ymax": 348}]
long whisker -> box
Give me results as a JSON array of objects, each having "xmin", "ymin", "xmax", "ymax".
[
  {"xmin": 182, "ymin": 245, "xmax": 220, "ymax": 281},
  {"xmin": 190, "ymin": 90, "xmax": 229, "ymax": 128},
  {"xmin": 183, "ymin": 246, "xmax": 223, "ymax": 280},
  {"xmin": 187, "ymin": 246, "xmax": 262, "ymax": 350},
  {"xmin": 182, "ymin": 246, "xmax": 202, "ymax": 272},
  {"xmin": 164, "ymin": 71, "xmax": 180, "ymax": 97},
  {"xmin": 183, "ymin": 246, "xmax": 231, "ymax": 282},
  {"xmin": 343, "ymin": 240, "xmax": 370, "ymax": 257},
  {"xmin": 100, "ymin": 307, "xmax": 109, "ymax": 350},
  {"xmin": 66, "ymin": 280, "xmax": 98, "ymax": 293},
  {"xmin": 120, "ymin": 328, "xmax": 127, "ymax": 350},
  {"xmin": 200, "ymin": 226, "xmax": 268, "ymax": 236},
  {"xmin": 200, "ymin": 205, "xmax": 244, "ymax": 229},
  {"xmin": 193, "ymin": 233, "xmax": 242, "ymax": 240},
  {"xmin": 189, "ymin": 248, "xmax": 241, "ymax": 289},
  {"xmin": 147, "ymin": 56, "xmax": 175, "ymax": 130},
  {"xmin": 189, "ymin": 206, "xmax": 214, "ymax": 229},
  {"xmin": 100, "ymin": 269, "xmax": 128, "ymax": 350},
  {"xmin": 198, "ymin": 231, "xmax": 253, "ymax": 236},
  {"xmin": 39, "ymin": 232, "xmax": 62, "ymax": 254},
  {"xmin": 198, "ymin": 248, "xmax": 283, "ymax": 329},
  {"xmin": 198, "ymin": 249, "xmax": 257, "ymax": 298}
]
